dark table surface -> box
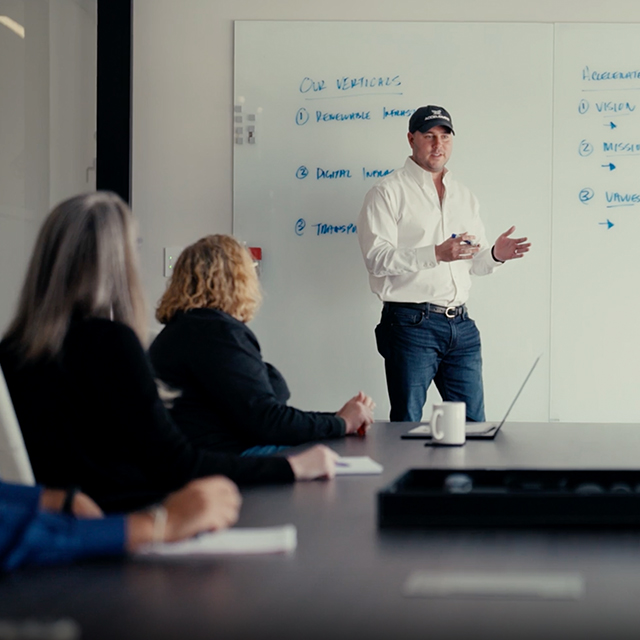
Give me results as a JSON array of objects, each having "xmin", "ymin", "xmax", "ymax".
[{"xmin": 4, "ymin": 421, "xmax": 640, "ymax": 640}]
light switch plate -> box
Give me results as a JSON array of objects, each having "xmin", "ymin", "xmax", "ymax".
[{"xmin": 164, "ymin": 246, "xmax": 183, "ymax": 277}]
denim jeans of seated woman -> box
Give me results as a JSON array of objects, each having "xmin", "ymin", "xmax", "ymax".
[{"xmin": 375, "ymin": 303, "xmax": 485, "ymax": 423}]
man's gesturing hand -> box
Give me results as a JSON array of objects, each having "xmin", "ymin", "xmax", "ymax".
[
  {"xmin": 492, "ymin": 226, "xmax": 531, "ymax": 262},
  {"xmin": 435, "ymin": 233, "xmax": 479, "ymax": 263}
]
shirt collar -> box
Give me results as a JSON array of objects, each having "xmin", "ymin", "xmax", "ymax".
[{"xmin": 404, "ymin": 156, "xmax": 451, "ymax": 189}]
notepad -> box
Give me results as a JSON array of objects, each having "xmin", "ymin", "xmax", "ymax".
[
  {"xmin": 335, "ymin": 456, "xmax": 383, "ymax": 475},
  {"xmin": 135, "ymin": 524, "xmax": 297, "ymax": 557}
]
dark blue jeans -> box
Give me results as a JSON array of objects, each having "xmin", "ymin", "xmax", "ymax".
[{"xmin": 375, "ymin": 303, "xmax": 485, "ymax": 422}]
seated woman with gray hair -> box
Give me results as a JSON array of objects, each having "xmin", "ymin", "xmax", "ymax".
[
  {"xmin": 0, "ymin": 193, "xmax": 340, "ymax": 514},
  {"xmin": 149, "ymin": 234, "xmax": 375, "ymax": 457}
]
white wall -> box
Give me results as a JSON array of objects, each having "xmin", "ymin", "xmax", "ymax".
[
  {"xmin": 49, "ymin": 0, "xmax": 97, "ymax": 207},
  {"xmin": 131, "ymin": 0, "xmax": 640, "ymax": 413},
  {"xmin": 0, "ymin": 0, "xmax": 48, "ymax": 334},
  {"xmin": 0, "ymin": 0, "xmax": 96, "ymax": 333}
]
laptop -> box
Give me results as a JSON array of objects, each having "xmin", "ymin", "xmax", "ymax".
[{"xmin": 400, "ymin": 355, "xmax": 541, "ymax": 441}]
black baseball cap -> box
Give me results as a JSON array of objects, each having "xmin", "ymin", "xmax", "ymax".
[{"xmin": 408, "ymin": 105, "xmax": 455, "ymax": 135}]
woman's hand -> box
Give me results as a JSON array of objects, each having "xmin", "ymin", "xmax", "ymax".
[
  {"xmin": 286, "ymin": 445, "xmax": 340, "ymax": 480},
  {"xmin": 337, "ymin": 391, "xmax": 375, "ymax": 436},
  {"xmin": 39, "ymin": 488, "xmax": 104, "ymax": 518},
  {"xmin": 162, "ymin": 476, "xmax": 242, "ymax": 542},
  {"xmin": 125, "ymin": 476, "xmax": 242, "ymax": 552}
]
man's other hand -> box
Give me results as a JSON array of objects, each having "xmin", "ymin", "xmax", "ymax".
[{"xmin": 492, "ymin": 226, "xmax": 531, "ymax": 262}]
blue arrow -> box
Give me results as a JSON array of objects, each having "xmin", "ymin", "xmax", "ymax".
[
  {"xmin": 598, "ymin": 219, "xmax": 614, "ymax": 229},
  {"xmin": 601, "ymin": 162, "xmax": 616, "ymax": 171},
  {"xmin": 603, "ymin": 121, "xmax": 617, "ymax": 129}
]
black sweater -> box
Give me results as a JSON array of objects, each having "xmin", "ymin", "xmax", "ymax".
[
  {"xmin": 0, "ymin": 318, "xmax": 293, "ymax": 513},
  {"xmin": 148, "ymin": 309, "xmax": 345, "ymax": 455}
]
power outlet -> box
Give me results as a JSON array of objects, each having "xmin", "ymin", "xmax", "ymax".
[{"xmin": 163, "ymin": 246, "xmax": 183, "ymax": 277}]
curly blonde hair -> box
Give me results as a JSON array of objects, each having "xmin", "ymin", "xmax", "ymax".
[{"xmin": 156, "ymin": 234, "xmax": 262, "ymax": 324}]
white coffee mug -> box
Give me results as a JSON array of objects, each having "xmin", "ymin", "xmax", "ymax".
[{"xmin": 430, "ymin": 401, "xmax": 466, "ymax": 445}]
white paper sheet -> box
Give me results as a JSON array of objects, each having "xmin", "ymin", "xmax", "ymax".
[
  {"xmin": 334, "ymin": 456, "xmax": 383, "ymax": 475},
  {"xmin": 135, "ymin": 524, "xmax": 297, "ymax": 557}
]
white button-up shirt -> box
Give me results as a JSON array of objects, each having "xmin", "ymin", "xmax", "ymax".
[{"xmin": 357, "ymin": 156, "xmax": 500, "ymax": 306}]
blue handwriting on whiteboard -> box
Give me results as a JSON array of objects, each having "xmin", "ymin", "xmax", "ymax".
[
  {"xmin": 315, "ymin": 110, "xmax": 371, "ymax": 122},
  {"xmin": 595, "ymin": 101, "xmax": 636, "ymax": 113},
  {"xmin": 313, "ymin": 223, "xmax": 357, "ymax": 236},
  {"xmin": 583, "ymin": 66, "xmax": 640, "ymax": 81},
  {"xmin": 603, "ymin": 141, "xmax": 640, "ymax": 154},
  {"xmin": 579, "ymin": 140, "xmax": 593, "ymax": 156},
  {"xmin": 362, "ymin": 168, "xmax": 394, "ymax": 179},
  {"xmin": 299, "ymin": 77, "xmax": 326, "ymax": 93},
  {"xmin": 295, "ymin": 218, "xmax": 307, "ymax": 236},
  {"xmin": 579, "ymin": 188, "xmax": 594, "ymax": 204},
  {"xmin": 317, "ymin": 168, "xmax": 352, "ymax": 179},
  {"xmin": 382, "ymin": 107, "xmax": 415, "ymax": 119},
  {"xmin": 336, "ymin": 76, "xmax": 401, "ymax": 91},
  {"xmin": 606, "ymin": 192, "xmax": 640, "ymax": 207},
  {"xmin": 296, "ymin": 108, "xmax": 310, "ymax": 125}
]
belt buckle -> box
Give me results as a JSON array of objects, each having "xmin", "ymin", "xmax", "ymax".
[{"xmin": 445, "ymin": 306, "xmax": 457, "ymax": 318}]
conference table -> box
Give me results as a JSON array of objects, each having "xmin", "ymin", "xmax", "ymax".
[{"xmin": 4, "ymin": 422, "xmax": 640, "ymax": 640}]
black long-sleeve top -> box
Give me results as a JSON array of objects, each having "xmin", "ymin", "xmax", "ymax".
[
  {"xmin": 148, "ymin": 308, "xmax": 345, "ymax": 455},
  {"xmin": 0, "ymin": 318, "xmax": 293, "ymax": 513}
]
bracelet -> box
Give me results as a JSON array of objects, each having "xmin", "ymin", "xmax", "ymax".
[
  {"xmin": 150, "ymin": 505, "xmax": 168, "ymax": 544},
  {"xmin": 491, "ymin": 245, "xmax": 504, "ymax": 264},
  {"xmin": 62, "ymin": 486, "xmax": 79, "ymax": 515}
]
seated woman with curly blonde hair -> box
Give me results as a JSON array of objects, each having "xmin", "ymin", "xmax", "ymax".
[{"xmin": 149, "ymin": 235, "xmax": 375, "ymax": 456}]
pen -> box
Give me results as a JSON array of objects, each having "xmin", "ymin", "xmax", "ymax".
[
  {"xmin": 451, "ymin": 233, "xmax": 473, "ymax": 245},
  {"xmin": 335, "ymin": 461, "xmax": 350, "ymax": 467}
]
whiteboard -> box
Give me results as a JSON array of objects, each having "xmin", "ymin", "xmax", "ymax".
[
  {"xmin": 233, "ymin": 21, "xmax": 553, "ymax": 423},
  {"xmin": 551, "ymin": 24, "xmax": 640, "ymax": 422}
]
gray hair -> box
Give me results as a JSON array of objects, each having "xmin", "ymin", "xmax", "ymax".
[{"xmin": 4, "ymin": 191, "xmax": 147, "ymax": 361}]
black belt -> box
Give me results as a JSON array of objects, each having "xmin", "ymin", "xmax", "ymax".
[{"xmin": 384, "ymin": 301, "xmax": 466, "ymax": 318}]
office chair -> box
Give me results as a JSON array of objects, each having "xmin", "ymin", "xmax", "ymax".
[{"xmin": 0, "ymin": 364, "xmax": 35, "ymax": 485}]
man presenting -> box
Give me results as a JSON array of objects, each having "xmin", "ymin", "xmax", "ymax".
[{"xmin": 357, "ymin": 105, "xmax": 530, "ymax": 422}]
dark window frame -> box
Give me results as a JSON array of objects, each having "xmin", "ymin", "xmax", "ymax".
[{"xmin": 96, "ymin": 0, "xmax": 132, "ymax": 203}]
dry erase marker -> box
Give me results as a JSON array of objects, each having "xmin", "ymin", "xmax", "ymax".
[
  {"xmin": 335, "ymin": 460, "xmax": 350, "ymax": 467},
  {"xmin": 451, "ymin": 233, "xmax": 478, "ymax": 247}
]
